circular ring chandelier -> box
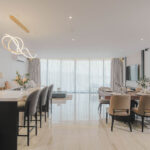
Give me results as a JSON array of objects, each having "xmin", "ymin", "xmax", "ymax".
[{"xmin": 1, "ymin": 34, "xmax": 37, "ymax": 59}]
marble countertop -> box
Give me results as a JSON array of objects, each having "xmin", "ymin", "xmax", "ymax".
[
  {"xmin": 0, "ymin": 87, "xmax": 40, "ymax": 102},
  {"xmin": 0, "ymin": 91, "xmax": 26, "ymax": 102}
]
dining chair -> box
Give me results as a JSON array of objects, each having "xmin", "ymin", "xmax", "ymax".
[
  {"xmin": 106, "ymin": 95, "xmax": 132, "ymax": 132},
  {"xmin": 98, "ymin": 87, "xmax": 111, "ymax": 115},
  {"xmin": 38, "ymin": 86, "xmax": 49, "ymax": 127},
  {"xmin": 132, "ymin": 95, "xmax": 150, "ymax": 132},
  {"xmin": 98, "ymin": 99, "xmax": 110, "ymax": 114},
  {"xmin": 18, "ymin": 89, "xmax": 40, "ymax": 146}
]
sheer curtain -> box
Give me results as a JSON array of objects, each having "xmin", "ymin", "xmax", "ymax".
[
  {"xmin": 104, "ymin": 59, "xmax": 111, "ymax": 87},
  {"xmin": 61, "ymin": 60, "xmax": 75, "ymax": 92},
  {"xmin": 48, "ymin": 60, "xmax": 61, "ymax": 91},
  {"xmin": 40, "ymin": 59, "xmax": 111, "ymax": 93},
  {"xmin": 76, "ymin": 60, "xmax": 89, "ymax": 92},
  {"xmin": 90, "ymin": 60, "xmax": 103, "ymax": 92}
]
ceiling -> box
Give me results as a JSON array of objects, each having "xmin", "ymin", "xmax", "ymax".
[{"xmin": 0, "ymin": 0, "xmax": 150, "ymax": 58}]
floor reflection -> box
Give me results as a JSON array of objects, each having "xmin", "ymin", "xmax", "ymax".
[{"xmin": 52, "ymin": 93, "xmax": 100, "ymax": 122}]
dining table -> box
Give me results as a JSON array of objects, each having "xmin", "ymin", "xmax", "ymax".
[
  {"xmin": 99, "ymin": 90, "xmax": 141, "ymax": 100},
  {"xmin": 0, "ymin": 87, "xmax": 40, "ymax": 150}
]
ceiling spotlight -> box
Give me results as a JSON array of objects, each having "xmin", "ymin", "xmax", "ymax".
[
  {"xmin": 140, "ymin": 38, "xmax": 144, "ymax": 41},
  {"xmin": 72, "ymin": 38, "xmax": 75, "ymax": 41},
  {"xmin": 69, "ymin": 16, "xmax": 73, "ymax": 20}
]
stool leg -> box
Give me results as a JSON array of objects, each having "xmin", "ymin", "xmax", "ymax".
[
  {"xmin": 35, "ymin": 112, "xmax": 38, "ymax": 135},
  {"xmin": 40, "ymin": 104, "xmax": 42, "ymax": 128},
  {"xmin": 24, "ymin": 113, "xmax": 26, "ymax": 127},
  {"xmin": 47, "ymin": 101, "xmax": 49, "ymax": 117},
  {"xmin": 27, "ymin": 114, "xmax": 30, "ymax": 146},
  {"xmin": 45, "ymin": 109, "xmax": 47, "ymax": 122},
  {"xmin": 51, "ymin": 99, "xmax": 52, "ymax": 113}
]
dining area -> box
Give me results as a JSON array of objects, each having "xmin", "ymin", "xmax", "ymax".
[
  {"xmin": 0, "ymin": 85, "xmax": 53, "ymax": 150},
  {"xmin": 98, "ymin": 87, "xmax": 150, "ymax": 133}
]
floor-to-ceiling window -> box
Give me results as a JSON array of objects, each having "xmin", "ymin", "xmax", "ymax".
[
  {"xmin": 40, "ymin": 59, "xmax": 47, "ymax": 87},
  {"xmin": 47, "ymin": 60, "xmax": 61, "ymax": 91},
  {"xmin": 61, "ymin": 60, "xmax": 75, "ymax": 92},
  {"xmin": 90, "ymin": 60, "xmax": 104, "ymax": 92},
  {"xmin": 76, "ymin": 60, "xmax": 89, "ymax": 92},
  {"xmin": 40, "ymin": 59, "xmax": 111, "ymax": 93}
]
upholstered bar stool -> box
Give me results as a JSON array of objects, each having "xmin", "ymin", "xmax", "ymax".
[
  {"xmin": 38, "ymin": 87, "xmax": 49, "ymax": 127},
  {"xmin": 132, "ymin": 95, "xmax": 150, "ymax": 132},
  {"xmin": 46, "ymin": 85, "xmax": 54, "ymax": 116},
  {"xmin": 106, "ymin": 95, "xmax": 132, "ymax": 132},
  {"xmin": 18, "ymin": 89, "xmax": 40, "ymax": 146}
]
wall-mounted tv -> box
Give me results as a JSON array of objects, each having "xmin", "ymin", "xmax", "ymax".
[{"xmin": 126, "ymin": 64, "xmax": 139, "ymax": 81}]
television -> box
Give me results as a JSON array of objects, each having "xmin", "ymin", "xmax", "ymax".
[{"xmin": 126, "ymin": 64, "xmax": 139, "ymax": 81}]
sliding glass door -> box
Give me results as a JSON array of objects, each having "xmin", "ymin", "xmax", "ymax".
[{"xmin": 40, "ymin": 59, "xmax": 111, "ymax": 93}]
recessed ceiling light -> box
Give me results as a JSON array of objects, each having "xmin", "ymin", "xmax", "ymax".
[
  {"xmin": 72, "ymin": 38, "xmax": 75, "ymax": 41},
  {"xmin": 140, "ymin": 38, "xmax": 144, "ymax": 41},
  {"xmin": 69, "ymin": 16, "xmax": 72, "ymax": 20}
]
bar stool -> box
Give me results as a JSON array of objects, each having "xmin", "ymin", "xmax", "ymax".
[
  {"xmin": 18, "ymin": 89, "xmax": 40, "ymax": 146},
  {"xmin": 38, "ymin": 87, "xmax": 49, "ymax": 127},
  {"xmin": 46, "ymin": 85, "xmax": 54, "ymax": 115}
]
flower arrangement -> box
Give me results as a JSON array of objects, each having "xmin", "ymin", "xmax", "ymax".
[
  {"xmin": 136, "ymin": 76, "xmax": 150, "ymax": 89},
  {"xmin": 15, "ymin": 71, "xmax": 30, "ymax": 88}
]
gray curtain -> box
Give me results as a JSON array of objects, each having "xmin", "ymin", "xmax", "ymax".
[
  {"xmin": 111, "ymin": 58, "xmax": 123, "ymax": 91},
  {"xmin": 28, "ymin": 58, "xmax": 41, "ymax": 86}
]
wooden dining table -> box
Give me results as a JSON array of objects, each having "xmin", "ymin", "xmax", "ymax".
[
  {"xmin": 99, "ymin": 90, "xmax": 141, "ymax": 100},
  {"xmin": 0, "ymin": 87, "xmax": 40, "ymax": 150}
]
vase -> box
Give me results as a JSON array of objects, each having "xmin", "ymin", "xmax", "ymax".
[{"xmin": 142, "ymin": 88, "xmax": 147, "ymax": 93}]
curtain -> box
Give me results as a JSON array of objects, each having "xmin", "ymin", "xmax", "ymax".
[
  {"xmin": 90, "ymin": 60, "xmax": 103, "ymax": 92},
  {"xmin": 76, "ymin": 60, "xmax": 89, "ymax": 92},
  {"xmin": 40, "ymin": 59, "xmax": 111, "ymax": 93},
  {"xmin": 40, "ymin": 59, "xmax": 47, "ymax": 86},
  {"xmin": 61, "ymin": 60, "xmax": 75, "ymax": 92},
  {"xmin": 111, "ymin": 58, "xmax": 123, "ymax": 91},
  {"xmin": 28, "ymin": 58, "xmax": 41, "ymax": 86},
  {"xmin": 48, "ymin": 60, "xmax": 61, "ymax": 91}
]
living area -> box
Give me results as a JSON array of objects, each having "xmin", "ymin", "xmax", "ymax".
[{"xmin": 1, "ymin": 1, "xmax": 150, "ymax": 150}]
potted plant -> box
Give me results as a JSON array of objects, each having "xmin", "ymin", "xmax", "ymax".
[{"xmin": 15, "ymin": 71, "xmax": 30, "ymax": 89}]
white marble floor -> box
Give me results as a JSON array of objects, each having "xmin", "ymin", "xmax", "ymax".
[{"xmin": 18, "ymin": 93, "xmax": 150, "ymax": 150}]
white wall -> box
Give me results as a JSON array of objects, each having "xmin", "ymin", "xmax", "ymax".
[
  {"xmin": 126, "ymin": 51, "xmax": 141, "ymax": 88},
  {"xmin": 0, "ymin": 48, "xmax": 28, "ymax": 86}
]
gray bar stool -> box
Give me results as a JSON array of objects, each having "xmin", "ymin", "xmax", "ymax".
[
  {"xmin": 18, "ymin": 89, "xmax": 40, "ymax": 146},
  {"xmin": 46, "ymin": 85, "xmax": 54, "ymax": 115},
  {"xmin": 38, "ymin": 87, "xmax": 49, "ymax": 127}
]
